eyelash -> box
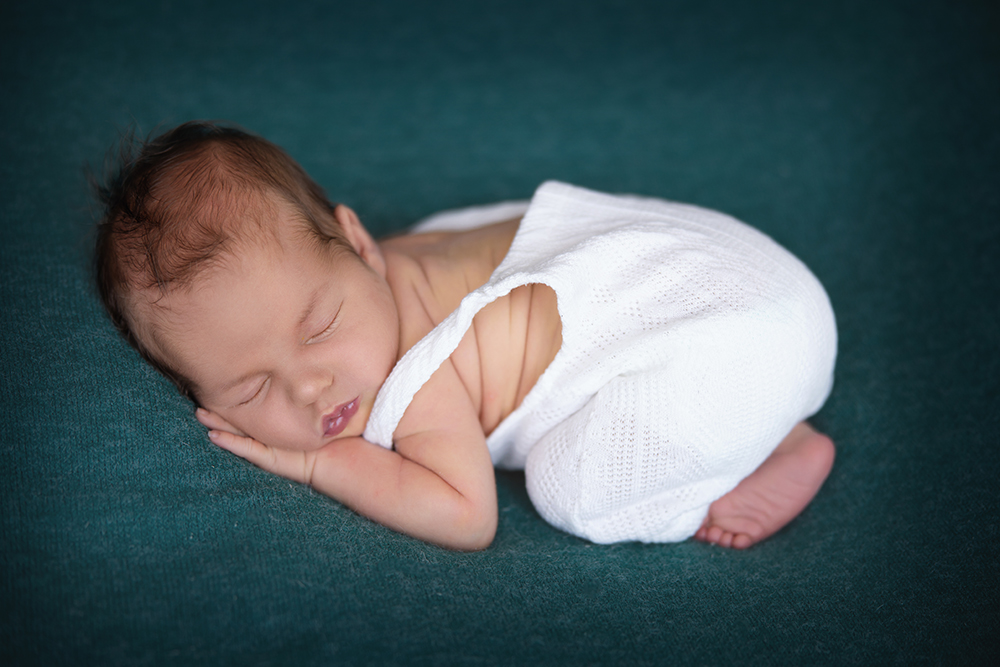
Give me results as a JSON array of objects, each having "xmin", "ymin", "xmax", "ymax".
[
  {"xmin": 306, "ymin": 304, "xmax": 342, "ymax": 345},
  {"xmin": 234, "ymin": 304, "xmax": 342, "ymax": 408},
  {"xmin": 238, "ymin": 377, "xmax": 269, "ymax": 407}
]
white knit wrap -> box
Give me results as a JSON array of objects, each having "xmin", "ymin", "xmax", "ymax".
[{"xmin": 364, "ymin": 181, "xmax": 836, "ymax": 543}]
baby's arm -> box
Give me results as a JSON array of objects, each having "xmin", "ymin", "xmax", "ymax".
[{"xmin": 198, "ymin": 359, "xmax": 497, "ymax": 551}]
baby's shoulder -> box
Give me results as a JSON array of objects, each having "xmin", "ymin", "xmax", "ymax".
[
  {"xmin": 377, "ymin": 228, "xmax": 501, "ymax": 357},
  {"xmin": 380, "ymin": 218, "xmax": 518, "ymax": 274},
  {"xmin": 380, "ymin": 220, "xmax": 519, "ymax": 330}
]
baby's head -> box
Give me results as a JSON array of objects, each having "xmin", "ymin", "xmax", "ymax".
[{"xmin": 94, "ymin": 122, "xmax": 394, "ymax": 427}]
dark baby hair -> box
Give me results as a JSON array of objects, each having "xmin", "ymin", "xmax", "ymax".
[{"xmin": 93, "ymin": 120, "xmax": 346, "ymax": 401}]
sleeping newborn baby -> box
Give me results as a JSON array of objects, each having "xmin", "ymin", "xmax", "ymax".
[{"xmin": 94, "ymin": 121, "xmax": 837, "ymax": 551}]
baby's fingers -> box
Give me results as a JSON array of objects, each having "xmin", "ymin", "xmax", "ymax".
[
  {"xmin": 195, "ymin": 408, "xmax": 247, "ymax": 437},
  {"xmin": 208, "ymin": 429, "xmax": 274, "ymax": 467},
  {"xmin": 208, "ymin": 430, "xmax": 311, "ymax": 485}
]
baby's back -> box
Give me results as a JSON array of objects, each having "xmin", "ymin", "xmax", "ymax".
[{"xmin": 379, "ymin": 216, "xmax": 564, "ymax": 440}]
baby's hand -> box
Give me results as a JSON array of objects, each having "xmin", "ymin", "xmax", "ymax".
[
  {"xmin": 194, "ymin": 367, "xmax": 498, "ymax": 551},
  {"xmin": 195, "ymin": 408, "xmax": 317, "ymax": 485}
]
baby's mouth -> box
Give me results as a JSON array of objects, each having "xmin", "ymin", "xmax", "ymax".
[{"xmin": 322, "ymin": 397, "xmax": 360, "ymax": 438}]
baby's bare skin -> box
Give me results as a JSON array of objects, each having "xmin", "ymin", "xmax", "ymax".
[
  {"xmin": 182, "ymin": 205, "xmax": 562, "ymax": 550},
  {"xmin": 183, "ymin": 201, "xmax": 833, "ymax": 550},
  {"xmin": 695, "ymin": 422, "xmax": 835, "ymax": 549},
  {"xmin": 389, "ymin": 218, "xmax": 836, "ymax": 550},
  {"xmin": 379, "ymin": 219, "xmax": 563, "ymax": 434}
]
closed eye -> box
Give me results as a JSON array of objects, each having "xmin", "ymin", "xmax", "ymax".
[
  {"xmin": 305, "ymin": 303, "xmax": 343, "ymax": 344},
  {"xmin": 237, "ymin": 377, "xmax": 269, "ymax": 406}
]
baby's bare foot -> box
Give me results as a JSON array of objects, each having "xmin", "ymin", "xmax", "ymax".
[{"xmin": 694, "ymin": 422, "xmax": 834, "ymax": 549}]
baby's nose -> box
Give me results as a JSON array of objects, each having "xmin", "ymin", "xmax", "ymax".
[{"xmin": 291, "ymin": 369, "xmax": 332, "ymax": 407}]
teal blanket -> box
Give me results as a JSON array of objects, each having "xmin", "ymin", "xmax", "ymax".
[{"xmin": 2, "ymin": 0, "xmax": 997, "ymax": 664}]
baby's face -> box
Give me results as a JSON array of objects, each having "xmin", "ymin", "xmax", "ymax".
[{"xmin": 154, "ymin": 203, "xmax": 399, "ymax": 451}]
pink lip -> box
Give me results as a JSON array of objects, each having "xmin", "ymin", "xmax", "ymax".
[{"xmin": 322, "ymin": 397, "xmax": 360, "ymax": 438}]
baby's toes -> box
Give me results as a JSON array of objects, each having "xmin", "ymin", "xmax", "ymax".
[
  {"xmin": 694, "ymin": 522, "xmax": 758, "ymax": 549},
  {"xmin": 701, "ymin": 525, "xmax": 727, "ymax": 545},
  {"xmin": 731, "ymin": 533, "xmax": 754, "ymax": 550}
]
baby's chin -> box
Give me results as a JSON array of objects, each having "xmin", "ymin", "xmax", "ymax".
[
  {"xmin": 238, "ymin": 401, "xmax": 373, "ymax": 451},
  {"xmin": 230, "ymin": 425, "xmax": 330, "ymax": 453},
  {"xmin": 320, "ymin": 422, "xmax": 369, "ymax": 446},
  {"xmin": 266, "ymin": 427, "xmax": 368, "ymax": 452}
]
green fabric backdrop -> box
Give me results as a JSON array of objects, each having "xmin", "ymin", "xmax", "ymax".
[{"xmin": 2, "ymin": 0, "xmax": 998, "ymax": 664}]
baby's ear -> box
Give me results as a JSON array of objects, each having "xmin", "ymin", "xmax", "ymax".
[{"xmin": 333, "ymin": 205, "xmax": 386, "ymax": 277}]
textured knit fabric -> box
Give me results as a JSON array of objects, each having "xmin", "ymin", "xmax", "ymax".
[{"xmin": 364, "ymin": 181, "xmax": 837, "ymax": 543}]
